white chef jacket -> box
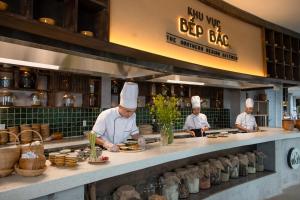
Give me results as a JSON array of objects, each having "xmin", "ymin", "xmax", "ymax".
[
  {"xmin": 235, "ymin": 112, "xmax": 257, "ymax": 131},
  {"xmin": 183, "ymin": 113, "xmax": 210, "ymax": 130},
  {"xmin": 92, "ymin": 107, "xmax": 139, "ymax": 144}
]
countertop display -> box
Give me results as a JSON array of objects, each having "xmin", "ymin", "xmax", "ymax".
[{"xmin": 0, "ymin": 128, "xmax": 299, "ymax": 200}]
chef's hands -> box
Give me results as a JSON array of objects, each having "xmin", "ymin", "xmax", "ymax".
[
  {"xmin": 103, "ymin": 141, "xmax": 119, "ymax": 152},
  {"xmin": 187, "ymin": 130, "xmax": 195, "ymax": 137}
]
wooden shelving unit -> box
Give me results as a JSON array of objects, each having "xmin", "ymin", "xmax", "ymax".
[
  {"xmin": 265, "ymin": 28, "xmax": 300, "ymax": 81},
  {"xmin": 0, "ymin": 0, "xmax": 109, "ymax": 41}
]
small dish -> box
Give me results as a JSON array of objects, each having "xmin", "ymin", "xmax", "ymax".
[
  {"xmin": 39, "ymin": 17, "xmax": 56, "ymax": 26},
  {"xmin": 80, "ymin": 31, "xmax": 94, "ymax": 37}
]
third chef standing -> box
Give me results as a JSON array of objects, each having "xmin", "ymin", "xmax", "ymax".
[{"xmin": 183, "ymin": 96, "xmax": 210, "ymax": 137}]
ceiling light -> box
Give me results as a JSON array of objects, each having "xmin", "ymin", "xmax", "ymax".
[
  {"xmin": 0, "ymin": 58, "xmax": 60, "ymax": 70},
  {"xmin": 166, "ymin": 80, "xmax": 205, "ymax": 85}
]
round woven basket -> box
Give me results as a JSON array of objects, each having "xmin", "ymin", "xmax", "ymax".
[
  {"xmin": 19, "ymin": 155, "xmax": 46, "ymax": 170},
  {"xmin": 0, "ymin": 132, "xmax": 21, "ymax": 177},
  {"xmin": 19, "ymin": 130, "xmax": 44, "ymax": 155},
  {"xmin": 8, "ymin": 126, "xmax": 19, "ymax": 143},
  {"xmin": 15, "ymin": 164, "xmax": 46, "ymax": 177}
]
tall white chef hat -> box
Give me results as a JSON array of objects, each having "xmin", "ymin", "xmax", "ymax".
[
  {"xmin": 245, "ymin": 98, "xmax": 254, "ymax": 108},
  {"xmin": 120, "ymin": 82, "xmax": 139, "ymax": 110},
  {"xmin": 191, "ymin": 96, "xmax": 201, "ymax": 108}
]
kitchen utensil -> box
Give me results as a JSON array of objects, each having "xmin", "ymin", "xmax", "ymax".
[
  {"xmin": 14, "ymin": 164, "xmax": 47, "ymax": 177},
  {"xmin": 0, "ymin": 91, "xmax": 15, "ymax": 106},
  {"xmin": 39, "ymin": 17, "xmax": 56, "ymax": 25},
  {"xmin": 80, "ymin": 30, "xmax": 94, "ymax": 37},
  {"xmin": 0, "ymin": 1, "xmax": 8, "ymax": 11},
  {"xmin": 88, "ymin": 157, "xmax": 109, "ymax": 164}
]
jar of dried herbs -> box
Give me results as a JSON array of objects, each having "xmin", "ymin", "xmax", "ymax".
[
  {"xmin": 227, "ymin": 155, "xmax": 239, "ymax": 179},
  {"xmin": 209, "ymin": 159, "xmax": 224, "ymax": 185},
  {"xmin": 246, "ymin": 152, "xmax": 256, "ymax": 174},
  {"xmin": 160, "ymin": 172, "xmax": 180, "ymax": 200},
  {"xmin": 175, "ymin": 168, "xmax": 189, "ymax": 199},
  {"xmin": 254, "ymin": 151, "xmax": 267, "ymax": 172},
  {"xmin": 238, "ymin": 154, "xmax": 249, "ymax": 177},
  {"xmin": 185, "ymin": 165, "xmax": 200, "ymax": 193},
  {"xmin": 218, "ymin": 157, "xmax": 232, "ymax": 182},
  {"xmin": 198, "ymin": 162, "xmax": 211, "ymax": 190}
]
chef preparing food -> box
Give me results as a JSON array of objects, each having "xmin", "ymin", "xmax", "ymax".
[
  {"xmin": 92, "ymin": 82, "xmax": 143, "ymax": 152},
  {"xmin": 183, "ymin": 96, "xmax": 210, "ymax": 137},
  {"xmin": 235, "ymin": 98, "xmax": 258, "ymax": 133}
]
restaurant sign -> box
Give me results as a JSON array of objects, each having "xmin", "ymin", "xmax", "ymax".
[
  {"xmin": 110, "ymin": 0, "xmax": 266, "ymax": 77},
  {"xmin": 287, "ymin": 148, "xmax": 300, "ymax": 169},
  {"xmin": 166, "ymin": 6, "xmax": 238, "ymax": 62}
]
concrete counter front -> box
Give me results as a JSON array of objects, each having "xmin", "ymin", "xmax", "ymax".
[{"xmin": 1, "ymin": 128, "xmax": 300, "ymax": 200}]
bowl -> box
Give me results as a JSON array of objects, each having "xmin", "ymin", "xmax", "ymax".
[
  {"xmin": 39, "ymin": 17, "xmax": 56, "ymax": 26},
  {"xmin": 0, "ymin": 1, "xmax": 8, "ymax": 11},
  {"xmin": 80, "ymin": 31, "xmax": 94, "ymax": 37}
]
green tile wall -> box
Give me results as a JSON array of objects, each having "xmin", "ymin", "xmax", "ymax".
[{"xmin": 0, "ymin": 107, "xmax": 230, "ymax": 137}]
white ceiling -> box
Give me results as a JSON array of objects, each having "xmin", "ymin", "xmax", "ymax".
[{"xmin": 223, "ymin": 0, "xmax": 300, "ymax": 33}]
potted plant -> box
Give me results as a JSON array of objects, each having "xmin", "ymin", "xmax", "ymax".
[{"xmin": 150, "ymin": 94, "xmax": 180, "ymax": 145}]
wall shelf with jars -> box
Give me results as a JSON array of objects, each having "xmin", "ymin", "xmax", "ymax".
[{"xmin": 0, "ymin": 65, "xmax": 101, "ymax": 108}]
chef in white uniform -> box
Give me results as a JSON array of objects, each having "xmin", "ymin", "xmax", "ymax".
[
  {"xmin": 92, "ymin": 82, "xmax": 140, "ymax": 152},
  {"xmin": 183, "ymin": 96, "xmax": 210, "ymax": 137},
  {"xmin": 235, "ymin": 98, "xmax": 258, "ymax": 132}
]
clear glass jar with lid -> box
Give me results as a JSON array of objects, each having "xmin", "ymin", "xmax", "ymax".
[
  {"xmin": 185, "ymin": 165, "xmax": 200, "ymax": 193},
  {"xmin": 160, "ymin": 172, "xmax": 180, "ymax": 200},
  {"xmin": 0, "ymin": 91, "xmax": 15, "ymax": 106}
]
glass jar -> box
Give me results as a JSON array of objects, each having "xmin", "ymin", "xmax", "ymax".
[
  {"xmin": 246, "ymin": 152, "xmax": 256, "ymax": 174},
  {"xmin": 185, "ymin": 165, "xmax": 200, "ymax": 193},
  {"xmin": 0, "ymin": 65, "xmax": 13, "ymax": 88},
  {"xmin": 198, "ymin": 162, "xmax": 211, "ymax": 190},
  {"xmin": 238, "ymin": 154, "xmax": 249, "ymax": 177},
  {"xmin": 31, "ymin": 92, "xmax": 41, "ymax": 106},
  {"xmin": 218, "ymin": 157, "xmax": 232, "ymax": 182},
  {"xmin": 63, "ymin": 93, "xmax": 75, "ymax": 107},
  {"xmin": 19, "ymin": 67, "xmax": 36, "ymax": 89},
  {"xmin": 160, "ymin": 172, "xmax": 180, "ymax": 200},
  {"xmin": 175, "ymin": 168, "xmax": 189, "ymax": 199},
  {"xmin": 89, "ymin": 93, "xmax": 97, "ymax": 107},
  {"xmin": 0, "ymin": 91, "xmax": 15, "ymax": 106},
  {"xmin": 254, "ymin": 151, "xmax": 266, "ymax": 172},
  {"xmin": 209, "ymin": 159, "xmax": 223, "ymax": 185},
  {"xmin": 227, "ymin": 155, "xmax": 239, "ymax": 179}
]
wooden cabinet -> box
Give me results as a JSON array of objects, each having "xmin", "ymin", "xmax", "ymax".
[
  {"xmin": 0, "ymin": 0, "xmax": 109, "ymax": 41},
  {"xmin": 265, "ymin": 28, "xmax": 300, "ymax": 81}
]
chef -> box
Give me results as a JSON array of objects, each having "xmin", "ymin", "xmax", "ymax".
[
  {"xmin": 92, "ymin": 82, "xmax": 140, "ymax": 152},
  {"xmin": 183, "ymin": 96, "xmax": 210, "ymax": 137},
  {"xmin": 235, "ymin": 98, "xmax": 258, "ymax": 132}
]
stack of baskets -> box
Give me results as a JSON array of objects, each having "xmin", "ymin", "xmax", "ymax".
[{"xmin": 0, "ymin": 132, "xmax": 20, "ymax": 177}]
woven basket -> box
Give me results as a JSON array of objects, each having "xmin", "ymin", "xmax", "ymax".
[
  {"xmin": 31, "ymin": 124, "xmax": 41, "ymax": 141},
  {"xmin": 40, "ymin": 124, "xmax": 50, "ymax": 139},
  {"xmin": 19, "ymin": 130, "xmax": 44, "ymax": 155},
  {"xmin": 0, "ymin": 129, "xmax": 8, "ymax": 144},
  {"xmin": 15, "ymin": 164, "xmax": 46, "ymax": 177},
  {"xmin": 20, "ymin": 125, "xmax": 32, "ymax": 144},
  {"xmin": 8, "ymin": 126, "xmax": 19, "ymax": 143},
  {"xmin": 0, "ymin": 132, "xmax": 20, "ymax": 176},
  {"xmin": 19, "ymin": 155, "xmax": 46, "ymax": 170}
]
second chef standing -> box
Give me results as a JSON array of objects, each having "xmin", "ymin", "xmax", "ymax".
[
  {"xmin": 183, "ymin": 96, "xmax": 210, "ymax": 137},
  {"xmin": 92, "ymin": 82, "xmax": 143, "ymax": 152}
]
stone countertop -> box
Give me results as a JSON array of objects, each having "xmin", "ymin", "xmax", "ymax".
[{"xmin": 1, "ymin": 128, "xmax": 299, "ymax": 200}]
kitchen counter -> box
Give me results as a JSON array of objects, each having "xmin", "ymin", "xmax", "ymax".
[
  {"xmin": 43, "ymin": 128, "xmax": 239, "ymax": 152},
  {"xmin": 1, "ymin": 128, "xmax": 300, "ymax": 200}
]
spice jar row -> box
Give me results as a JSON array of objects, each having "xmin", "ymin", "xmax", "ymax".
[{"xmin": 108, "ymin": 150, "xmax": 267, "ymax": 200}]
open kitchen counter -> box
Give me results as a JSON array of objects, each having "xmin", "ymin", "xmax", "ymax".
[{"xmin": 0, "ymin": 128, "xmax": 300, "ymax": 200}]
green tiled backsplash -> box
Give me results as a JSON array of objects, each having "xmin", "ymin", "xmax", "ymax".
[{"xmin": 0, "ymin": 107, "xmax": 230, "ymax": 137}]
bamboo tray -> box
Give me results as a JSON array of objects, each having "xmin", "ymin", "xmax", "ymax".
[{"xmin": 15, "ymin": 164, "xmax": 47, "ymax": 177}]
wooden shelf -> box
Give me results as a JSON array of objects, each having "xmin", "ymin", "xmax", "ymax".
[{"xmin": 265, "ymin": 28, "xmax": 300, "ymax": 81}]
